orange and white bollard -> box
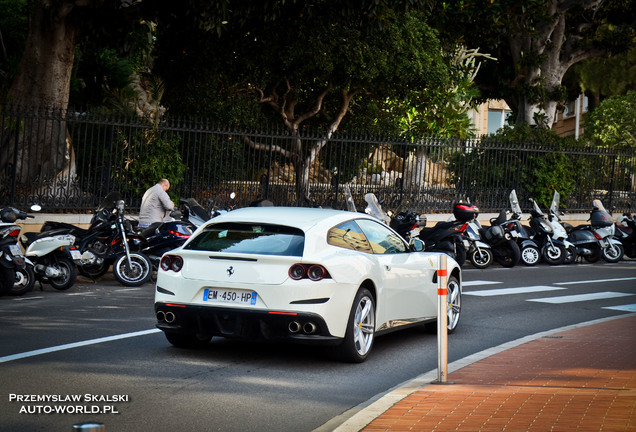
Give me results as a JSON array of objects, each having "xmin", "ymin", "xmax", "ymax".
[{"xmin": 436, "ymin": 253, "xmax": 448, "ymax": 383}]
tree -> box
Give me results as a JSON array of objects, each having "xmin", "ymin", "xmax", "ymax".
[
  {"xmin": 155, "ymin": 4, "xmax": 451, "ymax": 202},
  {"xmin": 434, "ymin": 0, "xmax": 636, "ymax": 128}
]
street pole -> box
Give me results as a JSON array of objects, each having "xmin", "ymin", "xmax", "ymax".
[{"xmin": 435, "ymin": 253, "xmax": 448, "ymax": 384}]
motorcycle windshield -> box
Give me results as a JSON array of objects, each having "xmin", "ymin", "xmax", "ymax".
[
  {"xmin": 531, "ymin": 199, "xmax": 544, "ymax": 216},
  {"xmin": 97, "ymin": 192, "xmax": 122, "ymax": 211},
  {"xmin": 344, "ymin": 184, "xmax": 357, "ymax": 212},
  {"xmin": 183, "ymin": 198, "xmax": 211, "ymax": 221},
  {"xmin": 509, "ymin": 190, "xmax": 522, "ymax": 215},
  {"xmin": 364, "ymin": 193, "xmax": 389, "ymax": 224},
  {"xmin": 592, "ymin": 199, "xmax": 607, "ymax": 213},
  {"xmin": 550, "ymin": 191, "xmax": 560, "ymax": 215}
]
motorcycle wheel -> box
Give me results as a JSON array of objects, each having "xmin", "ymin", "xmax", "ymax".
[
  {"xmin": 48, "ymin": 258, "xmax": 78, "ymax": 290},
  {"xmin": 454, "ymin": 242, "xmax": 467, "ymax": 267},
  {"xmin": 564, "ymin": 245, "xmax": 578, "ymax": 265},
  {"xmin": 520, "ymin": 245, "xmax": 540, "ymax": 266},
  {"xmin": 494, "ymin": 240, "xmax": 520, "ymax": 268},
  {"xmin": 10, "ymin": 264, "xmax": 36, "ymax": 296},
  {"xmin": 469, "ymin": 248, "xmax": 493, "ymax": 269},
  {"xmin": 113, "ymin": 252, "xmax": 152, "ymax": 287},
  {"xmin": 601, "ymin": 243, "xmax": 624, "ymax": 263},
  {"xmin": 583, "ymin": 244, "xmax": 601, "ymax": 263},
  {"xmin": 542, "ymin": 243, "xmax": 566, "ymax": 265},
  {"xmin": 78, "ymin": 262, "xmax": 110, "ymax": 280}
]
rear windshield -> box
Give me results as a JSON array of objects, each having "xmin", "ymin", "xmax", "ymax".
[{"xmin": 184, "ymin": 222, "xmax": 305, "ymax": 256}]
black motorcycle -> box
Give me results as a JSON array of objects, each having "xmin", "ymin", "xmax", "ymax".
[
  {"xmin": 615, "ymin": 211, "xmax": 636, "ymax": 259},
  {"xmin": 483, "ymin": 210, "xmax": 522, "ymax": 268},
  {"xmin": 42, "ymin": 193, "xmax": 153, "ymax": 286},
  {"xmin": 414, "ymin": 203, "xmax": 472, "ymax": 266}
]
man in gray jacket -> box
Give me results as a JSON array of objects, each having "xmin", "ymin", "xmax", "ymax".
[{"xmin": 139, "ymin": 179, "xmax": 175, "ymax": 228}]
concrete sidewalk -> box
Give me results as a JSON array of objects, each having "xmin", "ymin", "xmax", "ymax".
[{"xmin": 333, "ymin": 314, "xmax": 636, "ymax": 432}]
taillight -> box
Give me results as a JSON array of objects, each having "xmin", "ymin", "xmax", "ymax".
[
  {"xmin": 8, "ymin": 228, "xmax": 21, "ymax": 238},
  {"xmin": 452, "ymin": 223, "xmax": 468, "ymax": 232},
  {"xmin": 593, "ymin": 231, "xmax": 602, "ymax": 240},
  {"xmin": 288, "ymin": 264, "xmax": 330, "ymax": 281},
  {"xmin": 169, "ymin": 229, "xmax": 191, "ymax": 239},
  {"xmin": 160, "ymin": 254, "xmax": 184, "ymax": 272}
]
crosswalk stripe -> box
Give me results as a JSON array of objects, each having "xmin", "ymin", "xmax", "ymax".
[
  {"xmin": 528, "ymin": 291, "xmax": 634, "ymax": 304},
  {"xmin": 464, "ymin": 286, "xmax": 566, "ymax": 296},
  {"xmin": 462, "ymin": 280, "xmax": 502, "ymax": 287},
  {"xmin": 602, "ymin": 304, "xmax": 636, "ymax": 312},
  {"xmin": 554, "ymin": 277, "xmax": 636, "ymax": 285}
]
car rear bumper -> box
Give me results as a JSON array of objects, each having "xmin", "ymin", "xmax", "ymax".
[{"xmin": 155, "ymin": 302, "xmax": 341, "ymax": 345}]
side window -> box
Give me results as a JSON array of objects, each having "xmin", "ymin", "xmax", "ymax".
[
  {"xmin": 327, "ymin": 220, "xmax": 374, "ymax": 253},
  {"xmin": 356, "ymin": 219, "xmax": 407, "ymax": 254}
]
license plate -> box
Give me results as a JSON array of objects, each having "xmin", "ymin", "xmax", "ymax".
[
  {"xmin": 203, "ymin": 288, "xmax": 257, "ymax": 305},
  {"xmin": 8, "ymin": 244, "xmax": 22, "ymax": 257},
  {"xmin": 70, "ymin": 250, "xmax": 82, "ymax": 261}
]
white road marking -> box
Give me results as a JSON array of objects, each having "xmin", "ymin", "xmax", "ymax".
[
  {"xmin": 0, "ymin": 329, "xmax": 161, "ymax": 364},
  {"xmin": 528, "ymin": 291, "xmax": 634, "ymax": 304},
  {"xmin": 462, "ymin": 280, "xmax": 502, "ymax": 287},
  {"xmin": 554, "ymin": 277, "xmax": 636, "ymax": 285},
  {"xmin": 603, "ymin": 304, "xmax": 636, "ymax": 312},
  {"xmin": 464, "ymin": 286, "xmax": 566, "ymax": 296}
]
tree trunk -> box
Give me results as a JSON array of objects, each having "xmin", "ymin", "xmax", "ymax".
[{"xmin": 1, "ymin": 1, "xmax": 81, "ymax": 188}]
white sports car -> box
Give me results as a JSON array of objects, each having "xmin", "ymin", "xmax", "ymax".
[{"xmin": 154, "ymin": 207, "xmax": 462, "ymax": 362}]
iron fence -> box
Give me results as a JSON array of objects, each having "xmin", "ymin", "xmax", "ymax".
[{"xmin": 1, "ymin": 105, "xmax": 635, "ymax": 215}]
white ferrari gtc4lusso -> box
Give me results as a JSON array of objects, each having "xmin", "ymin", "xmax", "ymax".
[{"xmin": 154, "ymin": 206, "xmax": 462, "ymax": 362}]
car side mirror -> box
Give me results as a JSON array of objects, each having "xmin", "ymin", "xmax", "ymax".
[{"xmin": 409, "ymin": 238, "xmax": 425, "ymax": 252}]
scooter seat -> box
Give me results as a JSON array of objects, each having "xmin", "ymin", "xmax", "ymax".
[{"xmin": 20, "ymin": 228, "xmax": 71, "ymax": 248}]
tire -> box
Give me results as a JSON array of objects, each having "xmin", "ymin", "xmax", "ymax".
[
  {"xmin": 494, "ymin": 240, "xmax": 520, "ymax": 268},
  {"xmin": 332, "ymin": 288, "xmax": 375, "ymax": 363},
  {"xmin": 469, "ymin": 248, "xmax": 493, "ymax": 269},
  {"xmin": 453, "ymin": 241, "xmax": 467, "ymax": 267},
  {"xmin": 78, "ymin": 261, "xmax": 110, "ymax": 280},
  {"xmin": 424, "ymin": 275, "xmax": 462, "ymax": 334},
  {"xmin": 601, "ymin": 243, "xmax": 624, "ymax": 263},
  {"xmin": 542, "ymin": 243, "xmax": 566, "ymax": 265},
  {"xmin": 10, "ymin": 264, "xmax": 35, "ymax": 296},
  {"xmin": 520, "ymin": 245, "xmax": 540, "ymax": 266},
  {"xmin": 564, "ymin": 245, "xmax": 578, "ymax": 264},
  {"xmin": 48, "ymin": 258, "xmax": 77, "ymax": 291},
  {"xmin": 113, "ymin": 252, "xmax": 152, "ymax": 287},
  {"xmin": 583, "ymin": 244, "xmax": 601, "ymax": 263},
  {"xmin": 165, "ymin": 332, "xmax": 212, "ymax": 349}
]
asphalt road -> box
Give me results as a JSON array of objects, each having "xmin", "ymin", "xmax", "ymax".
[{"xmin": 1, "ymin": 259, "xmax": 635, "ymax": 432}]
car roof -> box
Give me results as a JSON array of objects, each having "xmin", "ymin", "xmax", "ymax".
[{"xmin": 206, "ymin": 206, "xmax": 377, "ymax": 232}]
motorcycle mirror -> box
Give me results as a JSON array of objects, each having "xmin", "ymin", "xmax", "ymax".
[
  {"xmin": 409, "ymin": 238, "xmax": 425, "ymax": 252},
  {"xmin": 30, "ymin": 204, "xmax": 42, "ymax": 212},
  {"xmin": 170, "ymin": 209, "xmax": 182, "ymax": 218}
]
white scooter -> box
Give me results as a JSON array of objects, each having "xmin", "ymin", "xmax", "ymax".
[
  {"xmin": 547, "ymin": 191, "xmax": 577, "ymax": 264},
  {"xmin": 20, "ymin": 224, "xmax": 82, "ymax": 291}
]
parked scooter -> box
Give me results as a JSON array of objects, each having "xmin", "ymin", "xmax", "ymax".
[
  {"xmin": 614, "ymin": 210, "xmax": 636, "ymax": 259},
  {"xmin": 482, "ymin": 210, "xmax": 521, "ymax": 268},
  {"xmin": 526, "ymin": 198, "xmax": 567, "ymax": 265},
  {"xmin": 463, "ymin": 216, "xmax": 493, "ymax": 269},
  {"xmin": 0, "ymin": 206, "xmax": 36, "ymax": 296},
  {"xmin": 20, "ymin": 227, "xmax": 82, "ymax": 291},
  {"xmin": 508, "ymin": 190, "xmax": 542, "ymax": 266},
  {"xmin": 547, "ymin": 191, "xmax": 577, "ymax": 264},
  {"xmin": 415, "ymin": 202, "xmax": 470, "ymax": 265},
  {"xmin": 563, "ymin": 200, "xmax": 624, "ymax": 263}
]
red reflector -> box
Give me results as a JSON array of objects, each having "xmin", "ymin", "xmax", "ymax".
[
  {"xmin": 8, "ymin": 229, "xmax": 21, "ymax": 238},
  {"xmin": 437, "ymin": 288, "xmax": 448, "ymax": 295},
  {"xmin": 437, "ymin": 269, "xmax": 448, "ymax": 277},
  {"xmin": 165, "ymin": 303, "xmax": 187, "ymax": 308},
  {"xmin": 169, "ymin": 229, "xmax": 191, "ymax": 239},
  {"xmin": 268, "ymin": 311, "xmax": 298, "ymax": 315}
]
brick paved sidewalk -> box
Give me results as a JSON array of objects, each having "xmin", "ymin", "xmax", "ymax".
[{"xmin": 362, "ymin": 315, "xmax": 636, "ymax": 432}]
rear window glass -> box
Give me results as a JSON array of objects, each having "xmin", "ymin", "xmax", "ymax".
[{"xmin": 184, "ymin": 222, "xmax": 305, "ymax": 256}]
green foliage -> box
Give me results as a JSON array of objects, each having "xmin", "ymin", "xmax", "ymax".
[
  {"xmin": 584, "ymin": 91, "xmax": 636, "ymax": 150},
  {"xmin": 449, "ymin": 125, "xmax": 578, "ymax": 207}
]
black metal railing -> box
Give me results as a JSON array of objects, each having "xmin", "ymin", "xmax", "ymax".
[{"xmin": 1, "ymin": 105, "xmax": 634, "ymax": 214}]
